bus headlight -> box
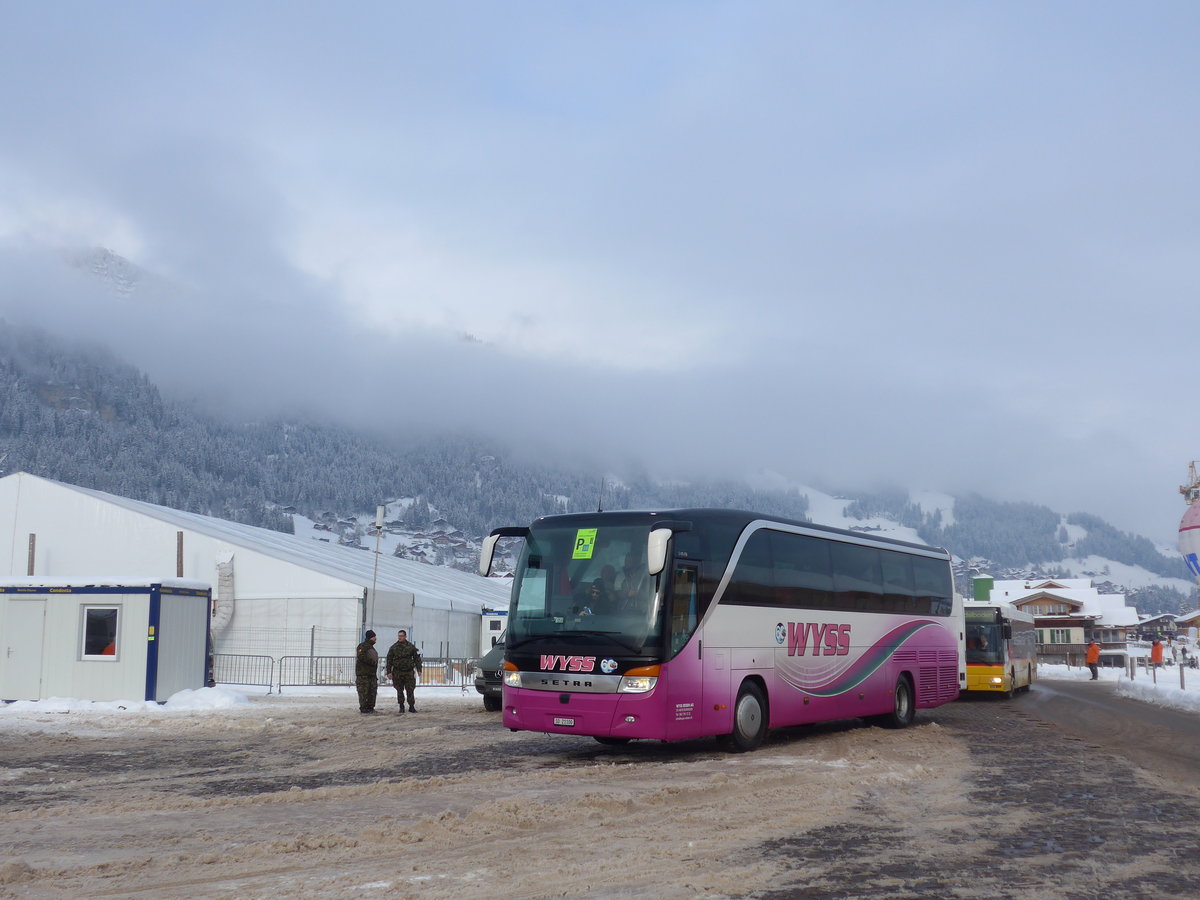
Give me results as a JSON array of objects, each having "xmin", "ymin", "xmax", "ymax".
[
  {"xmin": 618, "ymin": 665, "xmax": 661, "ymax": 694},
  {"xmin": 990, "ymin": 677, "xmax": 1003, "ymax": 685},
  {"xmin": 618, "ymin": 676, "xmax": 657, "ymax": 693},
  {"xmin": 503, "ymin": 661, "xmax": 521, "ymax": 688}
]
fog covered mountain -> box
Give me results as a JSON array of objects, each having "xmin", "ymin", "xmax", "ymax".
[
  {"xmin": 0, "ymin": 315, "xmax": 1194, "ymax": 615},
  {"xmin": 1, "ymin": 246, "xmax": 1195, "ymax": 613}
]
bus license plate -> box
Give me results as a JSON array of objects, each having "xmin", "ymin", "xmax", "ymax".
[{"xmin": 553, "ymin": 717, "xmax": 575, "ymax": 727}]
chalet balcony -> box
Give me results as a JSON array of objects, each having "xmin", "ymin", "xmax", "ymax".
[{"xmin": 1036, "ymin": 642, "xmax": 1127, "ymax": 667}]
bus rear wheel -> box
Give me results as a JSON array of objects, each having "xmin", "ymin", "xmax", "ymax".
[
  {"xmin": 718, "ymin": 681, "xmax": 768, "ymax": 752},
  {"xmin": 871, "ymin": 674, "xmax": 914, "ymax": 729}
]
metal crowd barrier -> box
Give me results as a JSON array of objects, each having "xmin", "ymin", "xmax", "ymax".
[
  {"xmin": 278, "ymin": 655, "xmax": 355, "ymax": 690},
  {"xmin": 417, "ymin": 658, "xmax": 473, "ymax": 688},
  {"xmin": 272, "ymin": 656, "xmax": 475, "ymax": 691},
  {"xmin": 212, "ymin": 653, "xmax": 275, "ymax": 693}
]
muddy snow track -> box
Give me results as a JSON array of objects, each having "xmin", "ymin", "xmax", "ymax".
[{"xmin": 0, "ymin": 687, "xmax": 1197, "ymax": 899}]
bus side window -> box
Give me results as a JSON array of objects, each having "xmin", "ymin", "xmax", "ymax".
[
  {"xmin": 829, "ymin": 542, "xmax": 883, "ymax": 612},
  {"xmin": 670, "ymin": 565, "xmax": 699, "ymax": 654},
  {"xmin": 726, "ymin": 530, "xmax": 774, "ymax": 606},
  {"xmin": 771, "ymin": 531, "xmax": 833, "ymax": 609},
  {"xmin": 912, "ymin": 556, "xmax": 953, "ymax": 616},
  {"xmin": 880, "ymin": 550, "xmax": 916, "ymax": 614}
]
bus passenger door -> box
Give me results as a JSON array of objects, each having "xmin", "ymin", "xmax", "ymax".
[
  {"xmin": 664, "ymin": 562, "xmax": 708, "ymax": 740},
  {"xmin": 667, "ymin": 561, "xmax": 732, "ymax": 738}
]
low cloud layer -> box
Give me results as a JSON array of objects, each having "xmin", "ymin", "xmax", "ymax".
[{"xmin": 1, "ymin": 3, "xmax": 1196, "ymax": 545}]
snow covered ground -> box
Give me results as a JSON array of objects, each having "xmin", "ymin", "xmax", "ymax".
[{"xmin": 1, "ymin": 669, "xmax": 1195, "ymax": 898}]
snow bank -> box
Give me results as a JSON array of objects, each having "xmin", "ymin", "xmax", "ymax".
[
  {"xmin": 1039, "ymin": 663, "xmax": 1200, "ymax": 714},
  {"xmin": 0, "ymin": 684, "xmax": 480, "ymax": 721},
  {"xmin": 0, "ymin": 686, "xmax": 253, "ymax": 716},
  {"xmin": 1113, "ymin": 668, "xmax": 1200, "ymax": 713}
]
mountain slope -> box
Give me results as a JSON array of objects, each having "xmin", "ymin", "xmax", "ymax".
[{"xmin": 0, "ymin": 320, "xmax": 1193, "ymax": 614}]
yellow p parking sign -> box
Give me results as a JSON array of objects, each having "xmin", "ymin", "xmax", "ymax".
[{"xmin": 573, "ymin": 528, "xmax": 597, "ymax": 559}]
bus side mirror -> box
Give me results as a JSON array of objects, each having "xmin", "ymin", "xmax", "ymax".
[
  {"xmin": 1002, "ymin": 624, "xmax": 1013, "ymax": 640},
  {"xmin": 479, "ymin": 526, "xmax": 530, "ymax": 576},
  {"xmin": 479, "ymin": 534, "xmax": 501, "ymax": 576},
  {"xmin": 647, "ymin": 529, "xmax": 671, "ymax": 576},
  {"xmin": 647, "ymin": 520, "xmax": 691, "ymax": 575}
]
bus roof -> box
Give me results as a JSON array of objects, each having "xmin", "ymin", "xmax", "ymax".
[
  {"xmin": 525, "ymin": 508, "xmax": 951, "ymax": 557},
  {"xmin": 964, "ymin": 599, "xmax": 1036, "ymax": 624}
]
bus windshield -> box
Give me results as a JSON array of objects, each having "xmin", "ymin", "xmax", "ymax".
[
  {"xmin": 508, "ymin": 522, "xmax": 663, "ymax": 653},
  {"xmin": 966, "ymin": 623, "xmax": 1003, "ymax": 664}
]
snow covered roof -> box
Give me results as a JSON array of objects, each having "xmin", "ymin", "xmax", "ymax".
[
  {"xmin": 1138, "ymin": 612, "xmax": 1177, "ymax": 624},
  {"xmin": 1088, "ymin": 597, "xmax": 1141, "ymax": 628},
  {"xmin": 0, "ymin": 576, "xmax": 210, "ymax": 591},
  {"xmin": 15, "ymin": 474, "xmax": 508, "ymax": 614},
  {"xmin": 991, "ymin": 577, "xmax": 1094, "ymax": 593},
  {"xmin": 988, "ymin": 577, "xmax": 1140, "ymax": 627}
]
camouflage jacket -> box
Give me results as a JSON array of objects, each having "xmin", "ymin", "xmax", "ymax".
[
  {"xmin": 355, "ymin": 640, "xmax": 379, "ymax": 678},
  {"xmin": 386, "ymin": 640, "xmax": 423, "ymax": 675}
]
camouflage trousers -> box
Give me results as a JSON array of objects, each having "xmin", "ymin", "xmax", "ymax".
[
  {"xmin": 356, "ymin": 675, "xmax": 378, "ymax": 711},
  {"xmin": 392, "ymin": 671, "xmax": 417, "ymax": 708}
]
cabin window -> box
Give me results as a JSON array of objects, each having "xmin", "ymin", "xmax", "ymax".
[{"xmin": 81, "ymin": 606, "xmax": 120, "ymax": 660}]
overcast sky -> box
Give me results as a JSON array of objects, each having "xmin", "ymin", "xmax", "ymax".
[{"xmin": 0, "ymin": 2, "xmax": 1196, "ymax": 546}]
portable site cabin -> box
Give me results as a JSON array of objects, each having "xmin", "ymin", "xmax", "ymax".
[
  {"xmin": 0, "ymin": 577, "xmax": 212, "ymax": 702},
  {"xmin": 0, "ymin": 472, "xmax": 510, "ymax": 662},
  {"xmin": 480, "ymin": 607, "xmax": 508, "ymax": 654}
]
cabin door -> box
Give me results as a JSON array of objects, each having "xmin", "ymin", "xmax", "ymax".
[{"xmin": 2, "ymin": 598, "xmax": 46, "ymax": 700}]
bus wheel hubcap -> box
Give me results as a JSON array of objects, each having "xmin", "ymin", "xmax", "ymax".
[{"xmin": 737, "ymin": 698, "xmax": 760, "ymax": 733}]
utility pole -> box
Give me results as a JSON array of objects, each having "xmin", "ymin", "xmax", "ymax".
[{"xmin": 368, "ymin": 504, "xmax": 384, "ymax": 630}]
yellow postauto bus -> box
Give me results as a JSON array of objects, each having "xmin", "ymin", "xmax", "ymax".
[{"xmin": 963, "ymin": 600, "xmax": 1037, "ymax": 696}]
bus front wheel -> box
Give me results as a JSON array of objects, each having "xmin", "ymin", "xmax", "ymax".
[
  {"xmin": 872, "ymin": 675, "xmax": 914, "ymax": 729},
  {"xmin": 718, "ymin": 681, "xmax": 768, "ymax": 752}
]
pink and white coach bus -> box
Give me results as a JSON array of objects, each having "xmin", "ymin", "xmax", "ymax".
[{"xmin": 478, "ymin": 509, "xmax": 963, "ymax": 752}]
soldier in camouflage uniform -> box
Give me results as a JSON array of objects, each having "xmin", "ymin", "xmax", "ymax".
[
  {"xmin": 386, "ymin": 629, "xmax": 423, "ymax": 713},
  {"xmin": 355, "ymin": 630, "xmax": 379, "ymax": 714}
]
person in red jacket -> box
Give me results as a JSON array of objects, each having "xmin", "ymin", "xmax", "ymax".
[
  {"xmin": 1085, "ymin": 640, "xmax": 1100, "ymax": 680},
  {"xmin": 1150, "ymin": 638, "xmax": 1164, "ymax": 669}
]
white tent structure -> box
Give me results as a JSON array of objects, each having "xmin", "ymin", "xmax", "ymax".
[{"xmin": 0, "ymin": 472, "xmax": 509, "ymax": 662}]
